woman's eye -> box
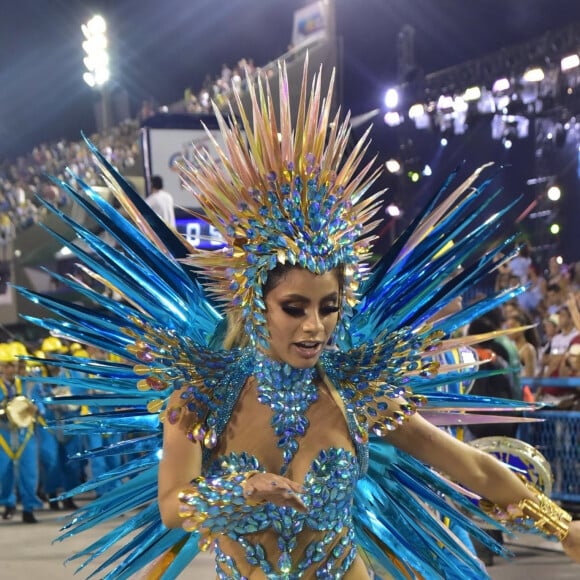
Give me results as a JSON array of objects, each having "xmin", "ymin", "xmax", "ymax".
[
  {"xmin": 321, "ymin": 306, "xmax": 340, "ymax": 316},
  {"xmin": 282, "ymin": 305, "xmax": 304, "ymax": 317}
]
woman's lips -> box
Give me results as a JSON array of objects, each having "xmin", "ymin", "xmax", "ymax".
[{"xmin": 293, "ymin": 342, "xmax": 323, "ymax": 359}]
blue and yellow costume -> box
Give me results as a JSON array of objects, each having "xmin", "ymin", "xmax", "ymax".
[
  {"xmin": 0, "ymin": 345, "xmax": 43, "ymax": 516},
  {"xmin": 34, "ymin": 338, "xmax": 85, "ymax": 502},
  {"xmin": 17, "ymin": 60, "xmax": 570, "ymax": 578}
]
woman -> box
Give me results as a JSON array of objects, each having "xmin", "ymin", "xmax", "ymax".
[
  {"xmin": 156, "ymin": 61, "xmax": 580, "ymax": 576},
  {"xmin": 157, "ymin": 263, "xmax": 580, "ymax": 578},
  {"xmin": 505, "ymin": 312, "xmax": 540, "ymax": 378},
  {"xmin": 19, "ymin": 61, "xmax": 580, "ymax": 579}
]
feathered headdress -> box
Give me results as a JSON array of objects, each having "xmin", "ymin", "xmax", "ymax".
[{"xmin": 179, "ymin": 58, "xmax": 384, "ymax": 347}]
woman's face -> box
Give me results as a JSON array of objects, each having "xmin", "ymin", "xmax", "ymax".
[
  {"xmin": 543, "ymin": 319, "xmax": 558, "ymax": 338},
  {"xmin": 505, "ymin": 316, "xmax": 523, "ymax": 337},
  {"xmin": 264, "ymin": 268, "xmax": 340, "ymax": 368}
]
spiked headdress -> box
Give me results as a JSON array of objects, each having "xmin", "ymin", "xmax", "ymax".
[{"xmin": 179, "ymin": 59, "xmax": 384, "ymax": 347}]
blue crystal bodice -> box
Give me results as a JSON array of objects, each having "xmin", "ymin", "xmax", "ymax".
[
  {"xmin": 197, "ymin": 350, "xmax": 370, "ymax": 578},
  {"xmin": 206, "ymin": 448, "xmax": 360, "ymax": 579}
]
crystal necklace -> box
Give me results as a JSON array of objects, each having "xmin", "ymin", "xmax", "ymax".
[{"xmin": 254, "ymin": 350, "xmax": 319, "ymax": 475}]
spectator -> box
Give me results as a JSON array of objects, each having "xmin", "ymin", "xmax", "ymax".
[
  {"xmin": 538, "ymin": 305, "xmax": 579, "ymax": 402},
  {"xmin": 545, "ymin": 283, "xmax": 564, "ymax": 315},
  {"xmin": 508, "ymin": 243, "xmax": 532, "ymax": 283},
  {"xmin": 569, "ymin": 262, "xmax": 580, "ymax": 293},
  {"xmin": 494, "ymin": 260, "xmax": 511, "ymax": 292},
  {"xmin": 145, "ymin": 175, "xmax": 176, "ymax": 229},
  {"xmin": 505, "ymin": 311, "xmax": 540, "ymax": 378},
  {"xmin": 538, "ymin": 314, "xmax": 560, "ymax": 374},
  {"xmin": 517, "ymin": 264, "xmax": 544, "ymax": 314},
  {"xmin": 558, "ymin": 341, "xmax": 580, "ymax": 379},
  {"xmin": 548, "ymin": 306, "xmax": 579, "ymax": 362},
  {"xmin": 468, "ymin": 310, "xmax": 522, "ymax": 399},
  {"xmin": 546, "ymin": 255, "xmax": 564, "ymax": 287}
]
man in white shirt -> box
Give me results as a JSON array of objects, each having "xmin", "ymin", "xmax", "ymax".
[{"xmin": 146, "ymin": 175, "xmax": 176, "ymax": 228}]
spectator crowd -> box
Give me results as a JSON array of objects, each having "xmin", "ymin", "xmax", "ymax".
[
  {"xmin": 491, "ymin": 244, "xmax": 580, "ymax": 408},
  {"xmin": 0, "ymin": 56, "xmax": 261, "ymax": 242}
]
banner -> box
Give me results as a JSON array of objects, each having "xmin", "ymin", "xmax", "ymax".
[
  {"xmin": 143, "ymin": 127, "xmax": 228, "ymax": 208},
  {"xmin": 141, "ymin": 114, "xmax": 231, "ymax": 209},
  {"xmin": 292, "ymin": 1, "xmax": 328, "ymax": 48}
]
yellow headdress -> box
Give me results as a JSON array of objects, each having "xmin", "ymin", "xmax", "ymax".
[{"xmin": 179, "ymin": 59, "xmax": 383, "ymax": 346}]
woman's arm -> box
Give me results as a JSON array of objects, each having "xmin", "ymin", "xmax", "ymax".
[
  {"xmin": 385, "ymin": 410, "xmax": 580, "ymax": 561},
  {"xmin": 566, "ymin": 293, "xmax": 580, "ymax": 331},
  {"xmin": 385, "ymin": 411, "xmax": 532, "ymax": 506},
  {"xmin": 520, "ymin": 343, "xmax": 537, "ymax": 378},
  {"xmin": 158, "ymin": 390, "xmax": 202, "ymax": 528}
]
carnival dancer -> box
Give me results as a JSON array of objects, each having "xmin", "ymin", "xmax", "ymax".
[
  {"xmin": 17, "ymin": 60, "xmax": 580, "ymax": 578},
  {"xmin": 0, "ymin": 343, "xmax": 43, "ymax": 523},
  {"xmin": 35, "ymin": 337, "xmax": 82, "ymax": 510},
  {"xmin": 80, "ymin": 345, "xmax": 123, "ymax": 498}
]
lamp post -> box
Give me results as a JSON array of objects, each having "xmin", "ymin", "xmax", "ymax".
[{"xmin": 82, "ymin": 15, "xmax": 111, "ymax": 132}]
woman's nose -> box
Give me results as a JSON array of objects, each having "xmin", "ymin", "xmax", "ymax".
[{"xmin": 302, "ymin": 311, "xmax": 324, "ymax": 333}]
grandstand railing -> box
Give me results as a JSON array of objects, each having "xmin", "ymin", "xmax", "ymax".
[{"xmin": 518, "ymin": 376, "xmax": 580, "ymax": 505}]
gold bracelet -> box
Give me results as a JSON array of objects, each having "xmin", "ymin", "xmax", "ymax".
[{"xmin": 479, "ymin": 475, "xmax": 571, "ymax": 542}]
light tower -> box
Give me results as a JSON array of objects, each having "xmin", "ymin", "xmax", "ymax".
[{"xmin": 82, "ymin": 15, "xmax": 111, "ymax": 132}]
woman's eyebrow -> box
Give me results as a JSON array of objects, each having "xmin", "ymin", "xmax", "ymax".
[
  {"xmin": 280, "ymin": 293, "xmax": 309, "ymax": 302},
  {"xmin": 281, "ymin": 292, "xmax": 338, "ymax": 302},
  {"xmin": 322, "ymin": 292, "xmax": 339, "ymax": 301}
]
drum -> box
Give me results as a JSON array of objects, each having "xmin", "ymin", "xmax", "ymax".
[
  {"xmin": 469, "ymin": 435, "xmax": 553, "ymax": 495},
  {"xmin": 5, "ymin": 396, "xmax": 37, "ymax": 429}
]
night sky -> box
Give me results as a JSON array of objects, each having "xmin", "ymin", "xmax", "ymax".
[{"xmin": 2, "ymin": 0, "xmax": 580, "ymax": 159}]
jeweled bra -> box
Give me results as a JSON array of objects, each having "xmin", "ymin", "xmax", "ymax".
[{"xmin": 201, "ymin": 350, "xmax": 368, "ymax": 579}]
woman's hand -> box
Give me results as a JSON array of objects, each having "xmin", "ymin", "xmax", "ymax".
[
  {"xmin": 243, "ymin": 472, "xmax": 307, "ymax": 512},
  {"xmin": 562, "ymin": 520, "xmax": 580, "ymax": 563}
]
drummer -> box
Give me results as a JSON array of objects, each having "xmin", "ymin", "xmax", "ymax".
[{"xmin": 0, "ymin": 342, "xmax": 43, "ymax": 523}]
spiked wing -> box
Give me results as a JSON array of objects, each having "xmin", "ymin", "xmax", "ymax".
[
  {"xmin": 17, "ymin": 141, "xmax": 233, "ymax": 579},
  {"xmin": 332, "ymin": 164, "xmax": 527, "ymax": 420}
]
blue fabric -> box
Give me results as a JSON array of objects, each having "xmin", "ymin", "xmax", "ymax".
[
  {"xmin": 85, "ymin": 432, "xmax": 123, "ymax": 496},
  {"xmin": 0, "ymin": 425, "xmax": 42, "ymax": 511}
]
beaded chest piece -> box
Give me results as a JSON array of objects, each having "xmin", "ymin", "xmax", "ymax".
[
  {"xmin": 193, "ymin": 350, "xmax": 363, "ymax": 579},
  {"xmin": 254, "ymin": 351, "xmax": 319, "ymax": 475},
  {"xmin": 207, "ymin": 448, "xmax": 360, "ymax": 579}
]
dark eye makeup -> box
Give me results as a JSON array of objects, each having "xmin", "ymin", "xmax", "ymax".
[
  {"xmin": 282, "ymin": 305, "xmax": 305, "ymax": 317},
  {"xmin": 281, "ymin": 303, "xmax": 339, "ymax": 318}
]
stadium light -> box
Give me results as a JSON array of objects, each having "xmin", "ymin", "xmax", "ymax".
[
  {"xmin": 82, "ymin": 15, "xmax": 110, "ymax": 87},
  {"xmin": 522, "ymin": 67, "xmax": 544, "ymax": 83},
  {"xmin": 386, "ymin": 204, "xmax": 401, "ymax": 217},
  {"xmin": 385, "ymin": 159, "xmax": 402, "ymax": 174},
  {"xmin": 384, "ymin": 88, "xmax": 399, "ymax": 109},
  {"xmin": 547, "ymin": 185, "xmax": 561, "ymax": 201},
  {"xmin": 82, "ymin": 15, "xmax": 111, "ymax": 131},
  {"xmin": 561, "ymin": 54, "xmax": 580, "ymax": 72}
]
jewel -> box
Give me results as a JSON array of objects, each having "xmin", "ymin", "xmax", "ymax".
[
  {"xmin": 204, "ymin": 428, "xmax": 218, "ymax": 448},
  {"xmin": 137, "ymin": 350, "xmax": 154, "ymax": 363},
  {"xmin": 146, "ymin": 376, "xmax": 168, "ymax": 391},
  {"xmin": 167, "ymin": 406, "xmax": 182, "ymax": 425},
  {"xmin": 278, "ymin": 551, "xmax": 292, "ymax": 574}
]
